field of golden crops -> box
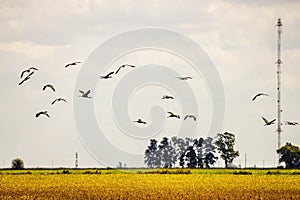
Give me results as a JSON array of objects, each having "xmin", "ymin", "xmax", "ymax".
[{"xmin": 0, "ymin": 169, "xmax": 300, "ymax": 199}]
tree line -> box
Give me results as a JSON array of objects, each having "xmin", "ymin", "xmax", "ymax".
[{"xmin": 144, "ymin": 132, "xmax": 240, "ymax": 168}]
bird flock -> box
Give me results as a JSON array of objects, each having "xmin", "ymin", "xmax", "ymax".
[
  {"xmin": 96, "ymin": 64, "xmax": 197, "ymax": 125},
  {"xmin": 21, "ymin": 61, "xmax": 298, "ymax": 129},
  {"xmin": 251, "ymin": 92, "xmax": 298, "ymax": 127},
  {"xmin": 18, "ymin": 62, "xmax": 81, "ymax": 118},
  {"xmin": 19, "ymin": 62, "xmax": 197, "ymax": 124}
]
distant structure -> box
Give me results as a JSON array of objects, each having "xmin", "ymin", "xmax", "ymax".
[
  {"xmin": 75, "ymin": 152, "xmax": 78, "ymax": 168},
  {"xmin": 275, "ymin": 18, "xmax": 283, "ymax": 157},
  {"xmin": 244, "ymin": 153, "xmax": 247, "ymax": 168}
]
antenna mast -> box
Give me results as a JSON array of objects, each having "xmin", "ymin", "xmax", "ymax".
[
  {"xmin": 75, "ymin": 152, "xmax": 78, "ymax": 168},
  {"xmin": 275, "ymin": 18, "xmax": 283, "ymax": 157}
]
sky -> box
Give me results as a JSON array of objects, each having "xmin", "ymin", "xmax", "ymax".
[{"xmin": 1, "ymin": 0, "xmax": 300, "ymax": 168}]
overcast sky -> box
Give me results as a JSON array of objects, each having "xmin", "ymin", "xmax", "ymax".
[{"xmin": 1, "ymin": 0, "xmax": 300, "ymax": 168}]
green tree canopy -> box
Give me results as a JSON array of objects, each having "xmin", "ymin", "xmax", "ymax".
[
  {"xmin": 144, "ymin": 139, "xmax": 159, "ymax": 168},
  {"xmin": 11, "ymin": 158, "xmax": 24, "ymax": 169},
  {"xmin": 215, "ymin": 132, "xmax": 239, "ymax": 168},
  {"xmin": 277, "ymin": 142, "xmax": 300, "ymax": 168}
]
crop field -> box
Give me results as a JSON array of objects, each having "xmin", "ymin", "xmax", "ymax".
[{"xmin": 0, "ymin": 169, "xmax": 300, "ymax": 199}]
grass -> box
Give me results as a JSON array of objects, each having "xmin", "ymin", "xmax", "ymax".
[
  {"xmin": 0, "ymin": 169, "xmax": 300, "ymax": 199},
  {"xmin": 2, "ymin": 168, "xmax": 300, "ymax": 175}
]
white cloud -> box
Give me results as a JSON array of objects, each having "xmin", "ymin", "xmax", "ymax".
[{"xmin": 0, "ymin": 41, "xmax": 70, "ymax": 58}]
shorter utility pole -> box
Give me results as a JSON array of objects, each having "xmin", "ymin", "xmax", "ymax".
[
  {"xmin": 75, "ymin": 152, "xmax": 78, "ymax": 168},
  {"xmin": 244, "ymin": 153, "xmax": 247, "ymax": 168}
]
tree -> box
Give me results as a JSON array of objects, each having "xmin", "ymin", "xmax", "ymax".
[
  {"xmin": 171, "ymin": 136, "xmax": 187, "ymax": 167},
  {"xmin": 215, "ymin": 132, "xmax": 239, "ymax": 168},
  {"xmin": 194, "ymin": 138, "xmax": 204, "ymax": 168},
  {"xmin": 144, "ymin": 139, "xmax": 159, "ymax": 168},
  {"xmin": 11, "ymin": 158, "xmax": 24, "ymax": 169},
  {"xmin": 194, "ymin": 137, "xmax": 218, "ymax": 168},
  {"xmin": 203, "ymin": 137, "xmax": 218, "ymax": 168},
  {"xmin": 277, "ymin": 142, "xmax": 300, "ymax": 168},
  {"xmin": 185, "ymin": 145, "xmax": 197, "ymax": 168},
  {"xmin": 158, "ymin": 137, "xmax": 175, "ymax": 168}
]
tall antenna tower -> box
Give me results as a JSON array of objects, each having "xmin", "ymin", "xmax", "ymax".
[{"xmin": 275, "ymin": 18, "xmax": 283, "ymax": 155}]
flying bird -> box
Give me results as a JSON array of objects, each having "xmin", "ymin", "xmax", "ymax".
[
  {"xmin": 284, "ymin": 121, "xmax": 299, "ymax": 126},
  {"xmin": 65, "ymin": 62, "xmax": 81, "ymax": 68},
  {"xmin": 262, "ymin": 116, "xmax": 276, "ymax": 126},
  {"xmin": 51, "ymin": 98, "xmax": 67, "ymax": 105},
  {"xmin": 36, "ymin": 111, "xmax": 50, "ymax": 118},
  {"xmin": 184, "ymin": 115, "xmax": 197, "ymax": 121},
  {"xmin": 100, "ymin": 71, "xmax": 114, "ymax": 79},
  {"xmin": 167, "ymin": 112, "xmax": 180, "ymax": 119},
  {"xmin": 252, "ymin": 93, "xmax": 269, "ymax": 101},
  {"xmin": 176, "ymin": 76, "xmax": 192, "ymax": 80},
  {"xmin": 20, "ymin": 67, "xmax": 38, "ymax": 78},
  {"xmin": 162, "ymin": 95, "xmax": 174, "ymax": 100},
  {"xmin": 18, "ymin": 71, "xmax": 34, "ymax": 85},
  {"xmin": 133, "ymin": 118, "xmax": 147, "ymax": 124},
  {"xmin": 43, "ymin": 84, "xmax": 55, "ymax": 92},
  {"xmin": 79, "ymin": 90, "xmax": 91, "ymax": 98},
  {"xmin": 115, "ymin": 64, "xmax": 136, "ymax": 74}
]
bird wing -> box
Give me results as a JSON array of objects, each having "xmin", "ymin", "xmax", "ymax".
[
  {"xmin": 25, "ymin": 71, "xmax": 34, "ymax": 78},
  {"xmin": 269, "ymin": 119, "xmax": 276, "ymax": 124},
  {"xmin": 49, "ymin": 85, "xmax": 55, "ymax": 92},
  {"xmin": 45, "ymin": 113, "xmax": 50, "ymax": 118},
  {"xmin": 262, "ymin": 117, "xmax": 269, "ymax": 124},
  {"xmin": 252, "ymin": 94, "xmax": 259, "ymax": 101},
  {"xmin": 60, "ymin": 98, "xmax": 67, "ymax": 102},
  {"xmin": 107, "ymin": 71, "xmax": 114, "ymax": 76},
  {"xmin": 51, "ymin": 99, "xmax": 58, "ymax": 105},
  {"xmin": 35, "ymin": 112, "xmax": 41, "ymax": 118},
  {"xmin": 125, "ymin": 64, "xmax": 135, "ymax": 68},
  {"xmin": 29, "ymin": 67, "xmax": 38, "ymax": 71},
  {"xmin": 65, "ymin": 63, "xmax": 71, "ymax": 68},
  {"xmin": 192, "ymin": 116, "xmax": 196, "ymax": 121},
  {"xmin": 86, "ymin": 90, "xmax": 91, "ymax": 95},
  {"xmin": 167, "ymin": 112, "xmax": 174, "ymax": 115},
  {"xmin": 20, "ymin": 69, "xmax": 29, "ymax": 78},
  {"xmin": 19, "ymin": 72, "xmax": 34, "ymax": 85},
  {"xmin": 184, "ymin": 115, "xmax": 188, "ymax": 120},
  {"xmin": 18, "ymin": 79, "xmax": 25, "ymax": 85},
  {"xmin": 253, "ymin": 93, "xmax": 268, "ymax": 101},
  {"xmin": 115, "ymin": 67, "xmax": 122, "ymax": 74}
]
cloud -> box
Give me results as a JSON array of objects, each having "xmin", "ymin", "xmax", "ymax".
[
  {"xmin": 0, "ymin": 0, "xmax": 300, "ymax": 167},
  {"xmin": 0, "ymin": 41, "xmax": 70, "ymax": 58}
]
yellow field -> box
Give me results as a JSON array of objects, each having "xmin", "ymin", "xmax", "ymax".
[{"xmin": 1, "ymin": 171, "xmax": 300, "ymax": 199}]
